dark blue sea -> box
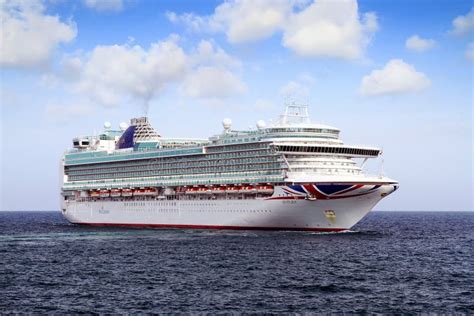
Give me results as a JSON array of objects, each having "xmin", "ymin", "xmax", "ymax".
[{"xmin": 0, "ymin": 211, "xmax": 472, "ymax": 314}]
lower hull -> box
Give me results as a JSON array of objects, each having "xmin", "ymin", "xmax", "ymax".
[
  {"xmin": 63, "ymin": 184, "xmax": 397, "ymax": 231},
  {"xmin": 77, "ymin": 222, "xmax": 347, "ymax": 232}
]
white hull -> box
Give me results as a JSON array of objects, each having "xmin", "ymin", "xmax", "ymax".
[{"xmin": 63, "ymin": 184, "xmax": 397, "ymax": 231}]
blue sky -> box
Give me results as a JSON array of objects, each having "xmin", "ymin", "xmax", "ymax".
[{"xmin": 1, "ymin": 0, "xmax": 472, "ymax": 211}]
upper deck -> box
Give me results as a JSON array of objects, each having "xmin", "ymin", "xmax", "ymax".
[{"xmin": 65, "ymin": 104, "xmax": 379, "ymax": 166}]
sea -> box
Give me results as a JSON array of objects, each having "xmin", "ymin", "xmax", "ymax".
[{"xmin": 0, "ymin": 211, "xmax": 472, "ymax": 314}]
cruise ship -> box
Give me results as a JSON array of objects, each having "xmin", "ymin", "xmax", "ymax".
[{"xmin": 60, "ymin": 104, "xmax": 398, "ymax": 231}]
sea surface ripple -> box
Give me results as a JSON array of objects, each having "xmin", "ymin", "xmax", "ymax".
[{"xmin": 0, "ymin": 211, "xmax": 472, "ymax": 313}]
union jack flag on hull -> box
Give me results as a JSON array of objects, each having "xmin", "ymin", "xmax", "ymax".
[{"xmin": 272, "ymin": 184, "xmax": 383, "ymax": 200}]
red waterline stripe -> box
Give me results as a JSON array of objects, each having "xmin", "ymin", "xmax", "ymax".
[{"xmin": 74, "ymin": 222, "xmax": 347, "ymax": 232}]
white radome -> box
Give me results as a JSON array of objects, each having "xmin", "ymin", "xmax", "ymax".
[
  {"xmin": 104, "ymin": 122, "xmax": 112, "ymax": 129},
  {"xmin": 256, "ymin": 120, "xmax": 266, "ymax": 129},
  {"xmin": 222, "ymin": 118, "xmax": 232, "ymax": 130},
  {"xmin": 119, "ymin": 122, "xmax": 128, "ymax": 131}
]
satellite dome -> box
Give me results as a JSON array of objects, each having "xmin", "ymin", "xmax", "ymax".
[
  {"xmin": 104, "ymin": 121, "xmax": 112, "ymax": 129},
  {"xmin": 256, "ymin": 120, "xmax": 266, "ymax": 130},
  {"xmin": 119, "ymin": 122, "xmax": 128, "ymax": 131},
  {"xmin": 222, "ymin": 118, "xmax": 232, "ymax": 130}
]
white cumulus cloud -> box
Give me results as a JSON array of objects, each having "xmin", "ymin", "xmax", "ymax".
[
  {"xmin": 193, "ymin": 40, "xmax": 242, "ymax": 69},
  {"xmin": 167, "ymin": 0, "xmax": 292, "ymax": 43},
  {"xmin": 55, "ymin": 37, "xmax": 246, "ymax": 109},
  {"xmin": 0, "ymin": 0, "xmax": 77, "ymax": 67},
  {"xmin": 282, "ymin": 0, "xmax": 378, "ymax": 59},
  {"xmin": 212, "ymin": 0, "xmax": 292, "ymax": 43},
  {"xmin": 83, "ymin": 0, "xmax": 124, "ymax": 12},
  {"xmin": 65, "ymin": 35, "xmax": 188, "ymax": 109},
  {"xmin": 168, "ymin": 0, "xmax": 378, "ymax": 59},
  {"xmin": 181, "ymin": 39, "xmax": 246, "ymax": 100},
  {"xmin": 405, "ymin": 35, "xmax": 436, "ymax": 52},
  {"xmin": 450, "ymin": 7, "xmax": 474, "ymax": 36},
  {"xmin": 359, "ymin": 59, "xmax": 431, "ymax": 96}
]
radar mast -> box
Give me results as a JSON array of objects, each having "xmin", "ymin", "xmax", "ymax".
[{"xmin": 278, "ymin": 100, "xmax": 311, "ymax": 126}]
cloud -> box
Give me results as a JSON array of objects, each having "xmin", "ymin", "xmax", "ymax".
[
  {"xmin": 359, "ymin": 59, "xmax": 431, "ymax": 96},
  {"xmin": 212, "ymin": 0, "xmax": 292, "ymax": 43},
  {"xmin": 193, "ymin": 39, "xmax": 241, "ymax": 69},
  {"xmin": 182, "ymin": 66, "xmax": 246, "ymax": 98},
  {"xmin": 168, "ymin": 0, "xmax": 377, "ymax": 59},
  {"xmin": 167, "ymin": 0, "xmax": 292, "ymax": 43},
  {"xmin": 166, "ymin": 11, "xmax": 215, "ymax": 33},
  {"xmin": 181, "ymin": 39, "xmax": 246, "ymax": 100},
  {"xmin": 54, "ymin": 37, "xmax": 246, "ymax": 109},
  {"xmin": 83, "ymin": 0, "xmax": 124, "ymax": 12},
  {"xmin": 465, "ymin": 42, "xmax": 474, "ymax": 62},
  {"xmin": 279, "ymin": 73, "xmax": 316, "ymax": 102},
  {"xmin": 282, "ymin": 0, "xmax": 378, "ymax": 59},
  {"xmin": 64, "ymin": 35, "xmax": 188, "ymax": 109},
  {"xmin": 0, "ymin": 0, "xmax": 77, "ymax": 67},
  {"xmin": 405, "ymin": 35, "xmax": 436, "ymax": 52},
  {"xmin": 450, "ymin": 7, "xmax": 474, "ymax": 36}
]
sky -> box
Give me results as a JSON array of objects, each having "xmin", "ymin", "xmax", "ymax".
[{"xmin": 0, "ymin": 0, "xmax": 473, "ymax": 211}]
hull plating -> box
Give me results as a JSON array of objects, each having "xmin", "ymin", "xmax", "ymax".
[{"xmin": 63, "ymin": 184, "xmax": 397, "ymax": 231}]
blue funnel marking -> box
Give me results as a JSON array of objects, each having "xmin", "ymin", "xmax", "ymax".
[{"xmin": 116, "ymin": 125, "xmax": 136, "ymax": 149}]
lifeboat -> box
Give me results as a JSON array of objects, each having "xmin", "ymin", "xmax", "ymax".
[
  {"xmin": 133, "ymin": 188, "xmax": 146, "ymax": 196},
  {"xmin": 110, "ymin": 189, "xmax": 121, "ymax": 197},
  {"xmin": 90, "ymin": 190, "xmax": 100, "ymax": 198},
  {"xmin": 211, "ymin": 186, "xmax": 226, "ymax": 194},
  {"xmin": 175, "ymin": 187, "xmax": 186, "ymax": 194},
  {"xmin": 143, "ymin": 188, "xmax": 158, "ymax": 196},
  {"xmin": 122, "ymin": 189, "xmax": 133, "ymax": 197},
  {"xmin": 99, "ymin": 189, "xmax": 110, "ymax": 198},
  {"xmin": 196, "ymin": 187, "xmax": 209, "ymax": 194},
  {"xmin": 184, "ymin": 186, "xmax": 211, "ymax": 194},
  {"xmin": 256, "ymin": 185, "xmax": 274, "ymax": 194},
  {"xmin": 185, "ymin": 187, "xmax": 198, "ymax": 195},
  {"xmin": 239, "ymin": 185, "xmax": 257, "ymax": 193},
  {"xmin": 225, "ymin": 186, "xmax": 241, "ymax": 194}
]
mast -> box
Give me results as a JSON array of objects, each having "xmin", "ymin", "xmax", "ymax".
[{"xmin": 278, "ymin": 100, "xmax": 311, "ymax": 125}]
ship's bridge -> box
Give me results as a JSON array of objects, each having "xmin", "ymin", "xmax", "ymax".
[{"xmin": 260, "ymin": 124, "xmax": 340, "ymax": 140}]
